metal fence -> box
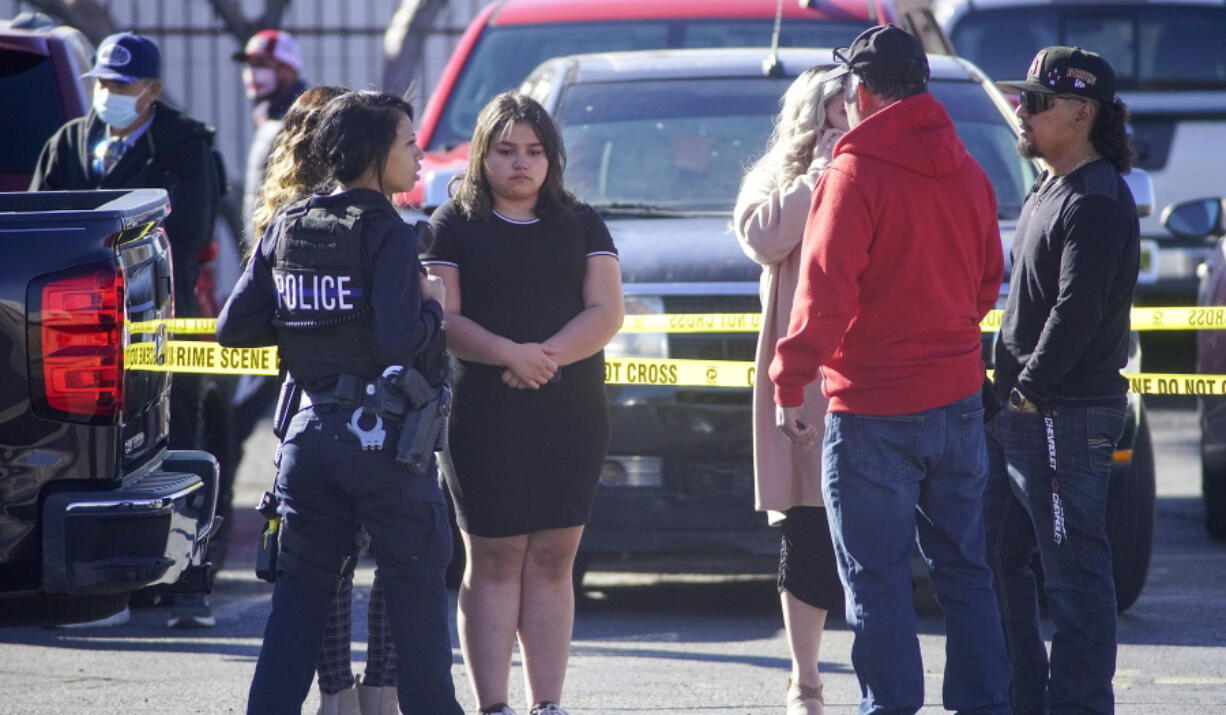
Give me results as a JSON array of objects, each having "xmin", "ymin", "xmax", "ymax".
[{"xmin": 7, "ymin": 0, "xmax": 485, "ymax": 187}]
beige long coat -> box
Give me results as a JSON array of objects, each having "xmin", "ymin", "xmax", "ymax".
[{"xmin": 732, "ymin": 132, "xmax": 840, "ymax": 522}]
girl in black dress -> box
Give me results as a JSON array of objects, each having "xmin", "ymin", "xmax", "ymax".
[{"xmin": 422, "ymin": 93, "xmax": 623, "ymax": 715}]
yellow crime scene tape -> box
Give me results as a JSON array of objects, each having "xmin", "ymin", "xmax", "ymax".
[
  {"xmin": 131, "ymin": 307, "xmax": 1226, "ymax": 337},
  {"xmin": 123, "ymin": 311, "xmax": 1226, "ymax": 393},
  {"xmin": 122, "ymin": 344, "xmax": 1226, "ymax": 395},
  {"xmin": 125, "ymin": 340, "xmax": 280, "ymax": 376}
]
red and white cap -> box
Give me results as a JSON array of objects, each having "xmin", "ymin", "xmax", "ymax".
[{"xmin": 232, "ymin": 29, "xmax": 302, "ymax": 72}]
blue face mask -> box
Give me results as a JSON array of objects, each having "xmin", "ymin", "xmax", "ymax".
[{"xmin": 94, "ymin": 85, "xmax": 147, "ymax": 129}]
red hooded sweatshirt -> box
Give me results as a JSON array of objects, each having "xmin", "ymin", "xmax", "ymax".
[{"xmin": 770, "ymin": 93, "xmax": 1003, "ymax": 415}]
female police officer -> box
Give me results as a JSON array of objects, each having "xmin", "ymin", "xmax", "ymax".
[{"xmin": 217, "ymin": 90, "xmax": 463, "ymax": 715}]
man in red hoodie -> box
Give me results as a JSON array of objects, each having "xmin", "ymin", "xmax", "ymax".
[{"xmin": 769, "ymin": 25, "xmax": 1008, "ymax": 714}]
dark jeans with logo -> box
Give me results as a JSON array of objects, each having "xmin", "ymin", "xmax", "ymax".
[
  {"xmin": 985, "ymin": 400, "xmax": 1127, "ymax": 715},
  {"xmin": 823, "ymin": 392, "xmax": 1010, "ymax": 715},
  {"xmin": 247, "ymin": 406, "xmax": 461, "ymax": 715}
]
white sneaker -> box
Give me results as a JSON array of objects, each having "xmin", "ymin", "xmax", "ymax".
[
  {"xmin": 530, "ymin": 704, "xmax": 569, "ymax": 715},
  {"xmin": 166, "ymin": 594, "xmax": 215, "ymax": 628},
  {"xmin": 57, "ymin": 606, "xmax": 131, "ymax": 628}
]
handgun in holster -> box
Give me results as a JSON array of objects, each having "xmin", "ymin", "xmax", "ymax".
[{"xmin": 391, "ymin": 332, "xmax": 453, "ymax": 476}]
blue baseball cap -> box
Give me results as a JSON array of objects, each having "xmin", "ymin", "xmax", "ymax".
[{"xmin": 83, "ymin": 32, "xmax": 161, "ymax": 83}]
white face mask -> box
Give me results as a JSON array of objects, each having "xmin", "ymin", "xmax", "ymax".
[
  {"xmin": 94, "ymin": 85, "xmax": 147, "ymax": 129},
  {"xmin": 243, "ymin": 66, "xmax": 278, "ymax": 100}
]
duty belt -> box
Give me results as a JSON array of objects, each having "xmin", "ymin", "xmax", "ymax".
[{"xmin": 298, "ymin": 369, "xmax": 450, "ymax": 475}]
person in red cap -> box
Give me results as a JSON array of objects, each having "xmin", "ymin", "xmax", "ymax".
[
  {"xmin": 228, "ymin": 29, "xmax": 312, "ymax": 618},
  {"xmin": 770, "ymin": 25, "xmax": 1009, "ymax": 714},
  {"xmin": 233, "ymin": 29, "xmax": 309, "ymax": 241}
]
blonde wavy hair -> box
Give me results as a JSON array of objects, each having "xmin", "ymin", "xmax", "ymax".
[
  {"xmin": 250, "ymin": 85, "xmax": 349, "ymax": 252},
  {"xmin": 745, "ymin": 65, "xmax": 845, "ymax": 188}
]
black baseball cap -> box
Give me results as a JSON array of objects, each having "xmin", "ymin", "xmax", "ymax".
[
  {"xmin": 997, "ymin": 46, "xmax": 1116, "ymax": 103},
  {"xmin": 825, "ymin": 24, "xmax": 929, "ymax": 86}
]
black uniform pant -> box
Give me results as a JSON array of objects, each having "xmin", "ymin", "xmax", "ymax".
[{"xmin": 247, "ymin": 405, "xmax": 461, "ymax": 715}]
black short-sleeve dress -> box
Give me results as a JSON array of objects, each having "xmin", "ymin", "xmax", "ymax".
[{"xmin": 422, "ymin": 200, "xmax": 618, "ymax": 537}]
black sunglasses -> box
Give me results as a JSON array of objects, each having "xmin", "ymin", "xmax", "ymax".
[{"xmin": 1019, "ymin": 91, "xmax": 1089, "ymax": 115}]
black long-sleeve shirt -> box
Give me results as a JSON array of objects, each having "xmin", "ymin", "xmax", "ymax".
[
  {"xmin": 994, "ymin": 160, "xmax": 1139, "ymax": 406},
  {"xmin": 217, "ymin": 189, "xmax": 442, "ymax": 392}
]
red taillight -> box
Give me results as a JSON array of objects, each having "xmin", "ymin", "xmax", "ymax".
[{"xmin": 40, "ymin": 269, "xmax": 125, "ymax": 417}]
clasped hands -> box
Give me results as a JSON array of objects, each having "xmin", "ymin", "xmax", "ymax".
[{"xmin": 501, "ymin": 342, "xmax": 560, "ymax": 390}]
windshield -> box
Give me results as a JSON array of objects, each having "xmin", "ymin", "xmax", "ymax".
[
  {"xmin": 429, "ymin": 18, "xmax": 871, "ymax": 151},
  {"xmin": 0, "ymin": 50, "xmax": 68, "ymax": 174},
  {"xmin": 951, "ymin": 5, "xmax": 1226, "ymax": 91},
  {"xmin": 554, "ymin": 77, "xmax": 1037, "ymax": 218}
]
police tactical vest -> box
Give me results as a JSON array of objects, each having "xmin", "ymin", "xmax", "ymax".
[{"xmin": 271, "ymin": 194, "xmax": 392, "ymax": 382}]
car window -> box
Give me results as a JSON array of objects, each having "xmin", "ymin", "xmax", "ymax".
[
  {"xmin": 950, "ymin": 5, "xmax": 1226, "ymax": 91},
  {"xmin": 0, "ymin": 50, "xmax": 68, "ymax": 174},
  {"xmin": 556, "ymin": 77, "xmax": 790, "ymax": 212},
  {"xmin": 553, "ymin": 76, "xmax": 1036, "ymax": 217},
  {"xmin": 430, "ymin": 18, "xmax": 871, "ymax": 151},
  {"xmin": 930, "ymin": 80, "xmax": 1036, "ymax": 219}
]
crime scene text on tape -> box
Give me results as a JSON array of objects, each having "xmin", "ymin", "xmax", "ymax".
[
  {"xmin": 122, "ymin": 343, "xmax": 1226, "ymax": 395},
  {"xmin": 125, "ymin": 340, "xmax": 279, "ymax": 376},
  {"xmin": 133, "ymin": 307, "xmax": 1226, "ymax": 336}
]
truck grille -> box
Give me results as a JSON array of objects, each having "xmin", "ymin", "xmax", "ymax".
[{"xmin": 663, "ymin": 295, "xmax": 761, "ymax": 362}]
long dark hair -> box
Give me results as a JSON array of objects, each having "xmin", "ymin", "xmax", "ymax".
[
  {"xmin": 451, "ymin": 92, "xmax": 577, "ymax": 221},
  {"xmin": 1092, "ymin": 97, "xmax": 1134, "ymax": 174},
  {"xmin": 311, "ymin": 91, "xmax": 415, "ymax": 192}
]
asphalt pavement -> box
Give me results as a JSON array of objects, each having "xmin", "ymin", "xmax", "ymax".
[{"xmin": 0, "ymin": 399, "xmax": 1223, "ymax": 713}]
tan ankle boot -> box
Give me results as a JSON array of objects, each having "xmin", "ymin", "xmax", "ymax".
[
  {"xmin": 358, "ymin": 683, "xmax": 399, "ymax": 715},
  {"xmin": 786, "ymin": 678, "xmax": 825, "ymax": 715},
  {"xmin": 317, "ymin": 685, "xmax": 361, "ymax": 715}
]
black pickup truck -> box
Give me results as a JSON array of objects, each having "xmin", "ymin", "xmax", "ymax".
[{"xmin": 0, "ymin": 189, "xmax": 218, "ymax": 627}]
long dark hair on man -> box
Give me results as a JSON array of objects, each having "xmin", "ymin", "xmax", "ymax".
[
  {"xmin": 1092, "ymin": 97, "xmax": 1134, "ymax": 174},
  {"xmin": 451, "ymin": 92, "xmax": 578, "ymax": 221}
]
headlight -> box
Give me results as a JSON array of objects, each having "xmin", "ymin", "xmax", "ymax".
[{"xmin": 605, "ymin": 295, "xmax": 668, "ymax": 358}]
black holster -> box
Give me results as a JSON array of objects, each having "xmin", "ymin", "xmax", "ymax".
[
  {"xmin": 272, "ymin": 375, "xmax": 303, "ymax": 440},
  {"xmin": 395, "ymin": 383, "xmax": 451, "ymax": 476}
]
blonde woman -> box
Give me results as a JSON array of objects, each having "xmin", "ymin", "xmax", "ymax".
[{"xmin": 733, "ymin": 65, "xmax": 848, "ymax": 715}]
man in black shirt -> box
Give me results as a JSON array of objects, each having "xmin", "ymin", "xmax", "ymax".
[{"xmin": 987, "ymin": 47, "xmax": 1139, "ymax": 715}]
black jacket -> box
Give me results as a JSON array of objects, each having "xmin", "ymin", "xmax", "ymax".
[
  {"xmin": 994, "ymin": 159, "xmax": 1140, "ymax": 406},
  {"xmin": 29, "ymin": 102, "xmax": 220, "ymax": 316}
]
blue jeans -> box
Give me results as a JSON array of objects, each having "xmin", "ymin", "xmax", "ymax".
[
  {"xmin": 985, "ymin": 401, "xmax": 1126, "ymax": 715},
  {"xmin": 247, "ymin": 406, "xmax": 462, "ymax": 715},
  {"xmin": 823, "ymin": 393, "xmax": 1010, "ymax": 715}
]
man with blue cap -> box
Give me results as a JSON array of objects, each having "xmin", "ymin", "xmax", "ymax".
[{"xmin": 30, "ymin": 31, "xmax": 224, "ymax": 630}]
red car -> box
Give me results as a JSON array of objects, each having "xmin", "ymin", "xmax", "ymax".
[{"xmin": 403, "ymin": 0, "xmax": 895, "ymax": 206}]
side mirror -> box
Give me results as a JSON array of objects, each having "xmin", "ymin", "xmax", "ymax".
[
  {"xmin": 1123, "ymin": 168, "xmax": 1154, "ymax": 218},
  {"xmin": 1160, "ymin": 198, "xmax": 1225, "ymax": 240}
]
